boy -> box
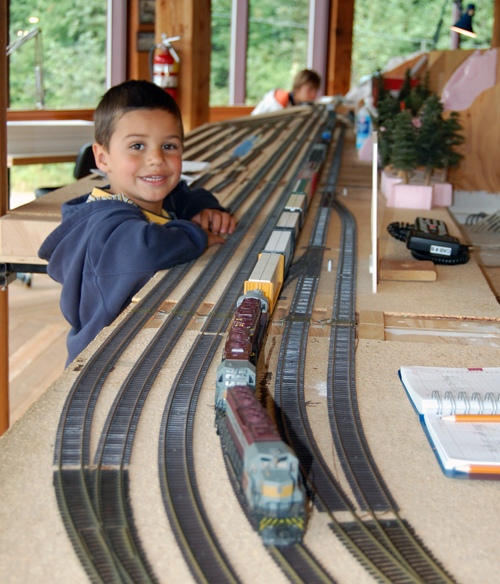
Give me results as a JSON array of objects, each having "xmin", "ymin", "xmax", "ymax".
[
  {"xmin": 39, "ymin": 80, "xmax": 235, "ymax": 366},
  {"xmin": 251, "ymin": 69, "xmax": 321, "ymax": 116}
]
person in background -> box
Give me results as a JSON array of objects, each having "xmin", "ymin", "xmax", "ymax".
[{"xmin": 251, "ymin": 69, "xmax": 321, "ymax": 116}]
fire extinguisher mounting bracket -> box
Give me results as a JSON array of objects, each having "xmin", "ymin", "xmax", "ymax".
[{"xmin": 159, "ymin": 34, "xmax": 181, "ymax": 63}]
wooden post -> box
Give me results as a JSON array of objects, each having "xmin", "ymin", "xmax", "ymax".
[
  {"xmin": 156, "ymin": 0, "xmax": 211, "ymax": 132},
  {"xmin": 0, "ymin": 2, "xmax": 10, "ymax": 435},
  {"xmin": 325, "ymin": 0, "xmax": 355, "ymax": 96},
  {"xmin": 493, "ymin": 0, "xmax": 500, "ymax": 48}
]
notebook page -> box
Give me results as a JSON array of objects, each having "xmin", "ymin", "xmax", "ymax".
[
  {"xmin": 425, "ymin": 413, "xmax": 500, "ymax": 470},
  {"xmin": 400, "ymin": 366, "xmax": 500, "ymax": 415}
]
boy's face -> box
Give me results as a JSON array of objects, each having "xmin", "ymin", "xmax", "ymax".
[
  {"xmin": 294, "ymin": 83, "xmax": 318, "ymax": 104},
  {"xmin": 93, "ymin": 108, "xmax": 183, "ymax": 215}
]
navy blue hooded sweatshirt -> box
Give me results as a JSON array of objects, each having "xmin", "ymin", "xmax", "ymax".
[{"xmin": 38, "ymin": 181, "xmax": 226, "ymax": 366}]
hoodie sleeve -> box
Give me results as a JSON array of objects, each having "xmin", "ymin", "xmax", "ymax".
[
  {"xmin": 38, "ymin": 200, "xmax": 211, "ymax": 365},
  {"xmin": 89, "ymin": 214, "xmax": 208, "ymax": 275},
  {"xmin": 163, "ymin": 180, "xmax": 227, "ymax": 221},
  {"xmin": 84, "ymin": 214, "xmax": 208, "ymax": 322}
]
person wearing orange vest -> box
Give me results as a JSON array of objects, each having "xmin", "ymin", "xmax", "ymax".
[{"xmin": 251, "ymin": 69, "xmax": 321, "ymax": 115}]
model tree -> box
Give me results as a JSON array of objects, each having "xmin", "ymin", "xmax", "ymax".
[
  {"xmin": 417, "ymin": 94, "xmax": 445, "ymax": 185},
  {"xmin": 375, "ymin": 94, "xmax": 399, "ymax": 168},
  {"xmin": 406, "ymin": 70, "xmax": 431, "ymax": 115},
  {"xmin": 391, "ymin": 110, "xmax": 418, "ymax": 183},
  {"xmin": 441, "ymin": 111, "xmax": 464, "ymax": 181},
  {"xmin": 397, "ymin": 68, "xmax": 413, "ymax": 104}
]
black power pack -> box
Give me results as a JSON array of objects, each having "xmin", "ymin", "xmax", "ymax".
[{"xmin": 387, "ymin": 217, "xmax": 470, "ymax": 265}]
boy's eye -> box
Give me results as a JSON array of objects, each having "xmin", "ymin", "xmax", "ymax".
[
  {"xmin": 162, "ymin": 143, "xmax": 178, "ymax": 150},
  {"xmin": 130, "ymin": 143, "xmax": 144, "ymax": 150}
]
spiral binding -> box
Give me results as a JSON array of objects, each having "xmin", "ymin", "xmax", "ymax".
[{"xmin": 431, "ymin": 390, "xmax": 500, "ymax": 415}]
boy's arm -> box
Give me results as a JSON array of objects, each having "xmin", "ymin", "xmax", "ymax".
[
  {"xmin": 94, "ymin": 216, "xmax": 209, "ymax": 275},
  {"xmin": 163, "ymin": 180, "xmax": 227, "ymax": 221}
]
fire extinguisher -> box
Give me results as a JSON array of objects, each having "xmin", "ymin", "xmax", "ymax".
[{"xmin": 150, "ymin": 34, "xmax": 181, "ymax": 101}]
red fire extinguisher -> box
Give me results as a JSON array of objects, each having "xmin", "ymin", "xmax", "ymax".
[{"xmin": 150, "ymin": 34, "xmax": 181, "ymax": 100}]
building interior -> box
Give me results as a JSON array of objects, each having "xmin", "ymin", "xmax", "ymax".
[{"xmin": 1, "ymin": 1, "xmax": 500, "ymax": 582}]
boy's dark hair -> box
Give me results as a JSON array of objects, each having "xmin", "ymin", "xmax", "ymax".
[
  {"xmin": 293, "ymin": 69, "xmax": 321, "ymax": 92},
  {"xmin": 94, "ymin": 80, "xmax": 184, "ymax": 149}
]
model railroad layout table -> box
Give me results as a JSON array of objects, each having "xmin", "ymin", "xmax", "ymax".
[{"xmin": 1, "ymin": 108, "xmax": 500, "ymax": 584}]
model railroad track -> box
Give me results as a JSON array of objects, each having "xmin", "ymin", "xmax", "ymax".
[
  {"xmin": 184, "ymin": 108, "xmax": 307, "ymax": 159},
  {"xmin": 326, "ymin": 189, "xmax": 456, "ymax": 584},
  {"xmin": 53, "ymin": 108, "xmax": 325, "ymax": 583},
  {"xmin": 185, "ymin": 117, "xmax": 279, "ymax": 164},
  {"xmin": 192, "ymin": 118, "xmax": 288, "ymax": 190},
  {"xmin": 273, "ymin": 127, "xmax": 456, "ymax": 583},
  {"xmin": 158, "ymin": 115, "xmax": 334, "ymax": 584}
]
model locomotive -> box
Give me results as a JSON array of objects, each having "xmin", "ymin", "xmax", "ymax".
[{"xmin": 215, "ymin": 108, "xmax": 336, "ymax": 546}]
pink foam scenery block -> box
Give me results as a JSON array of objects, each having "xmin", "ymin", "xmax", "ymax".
[
  {"xmin": 433, "ymin": 183, "xmax": 453, "ymax": 206},
  {"xmin": 381, "ymin": 170, "xmax": 402, "ymax": 200},
  {"xmin": 358, "ymin": 136, "xmax": 373, "ymax": 161},
  {"xmin": 388, "ymin": 184, "xmax": 433, "ymax": 209},
  {"xmin": 441, "ymin": 48, "xmax": 497, "ymax": 112},
  {"xmin": 382, "ymin": 171, "xmax": 453, "ymax": 208}
]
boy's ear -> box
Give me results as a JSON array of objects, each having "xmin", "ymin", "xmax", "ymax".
[{"xmin": 93, "ymin": 142, "xmax": 110, "ymax": 172}]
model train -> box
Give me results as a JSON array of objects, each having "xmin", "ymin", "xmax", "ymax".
[{"xmin": 215, "ymin": 107, "xmax": 336, "ymax": 546}]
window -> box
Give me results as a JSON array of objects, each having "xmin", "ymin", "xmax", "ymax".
[
  {"xmin": 210, "ymin": 0, "xmax": 309, "ymax": 106},
  {"xmin": 8, "ymin": 0, "xmax": 107, "ymax": 110},
  {"xmin": 246, "ymin": 0, "xmax": 308, "ymax": 105}
]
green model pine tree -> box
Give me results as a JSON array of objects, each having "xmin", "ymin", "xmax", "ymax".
[
  {"xmin": 398, "ymin": 68, "xmax": 413, "ymax": 104},
  {"xmin": 374, "ymin": 69, "xmax": 387, "ymax": 106},
  {"xmin": 375, "ymin": 94, "xmax": 399, "ymax": 168},
  {"xmin": 441, "ymin": 111, "xmax": 464, "ymax": 181},
  {"xmin": 417, "ymin": 94, "xmax": 445, "ymax": 185},
  {"xmin": 378, "ymin": 116, "xmax": 395, "ymax": 169},
  {"xmin": 375, "ymin": 93, "xmax": 399, "ymax": 129},
  {"xmin": 391, "ymin": 110, "xmax": 418, "ymax": 184},
  {"xmin": 407, "ymin": 71, "xmax": 431, "ymax": 115}
]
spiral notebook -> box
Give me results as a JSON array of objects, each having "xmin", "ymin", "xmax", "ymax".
[{"xmin": 399, "ymin": 366, "xmax": 500, "ymax": 479}]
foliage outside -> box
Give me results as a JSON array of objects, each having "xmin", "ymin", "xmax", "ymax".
[
  {"xmin": 9, "ymin": 0, "xmax": 106, "ymax": 110},
  {"xmin": 211, "ymin": 0, "xmax": 308, "ymax": 106},
  {"xmin": 352, "ymin": 0, "xmax": 495, "ymax": 86}
]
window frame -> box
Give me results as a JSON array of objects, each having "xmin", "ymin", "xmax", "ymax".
[
  {"xmin": 6, "ymin": 0, "xmax": 127, "ymax": 121},
  {"xmin": 227, "ymin": 0, "xmax": 330, "ymax": 106}
]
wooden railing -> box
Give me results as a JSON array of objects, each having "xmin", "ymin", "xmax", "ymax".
[{"xmin": 7, "ymin": 106, "xmax": 255, "ymax": 125}]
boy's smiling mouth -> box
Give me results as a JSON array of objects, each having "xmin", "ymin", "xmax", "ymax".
[{"xmin": 140, "ymin": 175, "xmax": 167, "ymax": 183}]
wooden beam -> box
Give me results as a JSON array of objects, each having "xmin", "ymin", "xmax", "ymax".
[
  {"xmin": 208, "ymin": 106, "xmax": 254, "ymax": 123},
  {"xmin": 493, "ymin": 0, "xmax": 500, "ymax": 48},
  {"xmin": 127, "ymin": 0, "xmax": 155, "ymax": 81},
  {"xmin": 326, "ymin": 0, "xmax": 355, "ymax": 96},
  {"xmin": 156, "ymin": 0, "xmax": 211, "ymax": 132},
  {"xmin": 7, "ymin": 109, "xmax": 94, "ymax": 122},
  {"xmin": 0, "ymin": 1, "xmax": 9, "ymax": 435}
]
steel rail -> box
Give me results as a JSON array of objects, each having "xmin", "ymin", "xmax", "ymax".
[
  {"xmin": 184, "ymin": 107, "xmax": 301, "ymax": 153},
  {"xmin": 186, "ymin": 124, "xmax": 261, "ymax": 163},
  {"xmin": 190, "ymin": 120, "xmax": 283, "ymax": 189},
  {"xmin": 268, "ymin": 545, "xmax": 336, "ymax": 584},
  {"xmin": 183, "ymin": 124, "xmax": 233, "ymax": 151},
  {"xmin": 210, "ymin": 118, "xmax": 291, "ymax": 193}
]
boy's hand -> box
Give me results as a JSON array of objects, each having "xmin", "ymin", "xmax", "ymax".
[
  {"xmin": 205, "ymin": 230, "xmax": 226, "ymax": 247},
  {"xmin": 191, "ymin": 209, "xmax": 236, "ymax": 236}
]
